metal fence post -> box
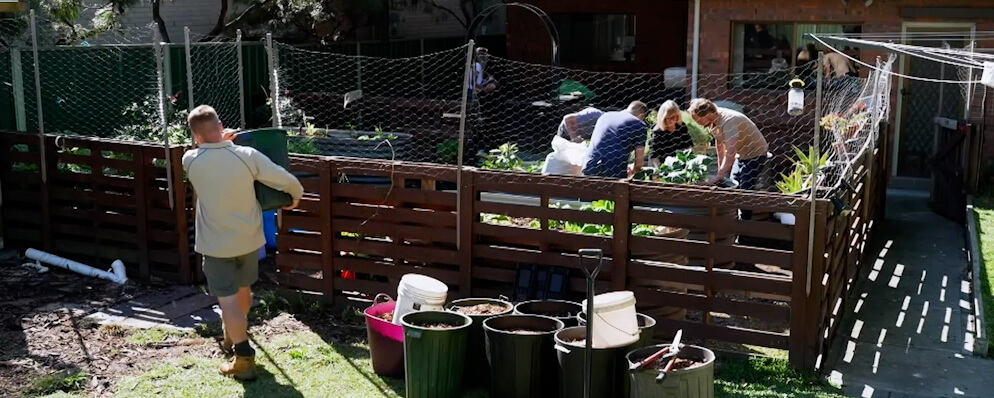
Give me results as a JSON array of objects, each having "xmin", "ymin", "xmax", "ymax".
[
  {"xmin": 10, "ymin": 47, "xmax": 26, "ymax": 131},
  {"xmin": 154, "ymin": 28, "xmax": 174, "ymax": 210},
  {"xmin": 807, "ymin": 52, "xmax": 824, "ymax": 297},
  {"xmin": 237, "ymin": 29, "xmax": 246, "ymax": 129},
  {"xmin": 356, "ymin": 41, "xmax": 362, "ymax": 129},
  {"xmin": 29, "ymin": 10, "xmax": 46, "ymax": 183},
  {"xmin": 455, "ymin": 41, "xmax": 475, "ymax": 251},
  {"xmin": 266, "ymin": 33, "xmax": 281, "ymax": 127},
  {"xmin": 184, "ymin": 27, "xmax": 194, "ymax": 111}
]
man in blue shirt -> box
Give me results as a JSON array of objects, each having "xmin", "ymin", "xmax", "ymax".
[{"xmin": 583, "ymin": 101, "xmax": 649, "ymax": 179}]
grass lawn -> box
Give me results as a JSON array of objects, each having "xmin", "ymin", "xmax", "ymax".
[
  {"xmin": 73, "ymin": 330, "xmax": 845, "ymax": 398},
  {"xmin": 972, "ymin": 193, "xmax": 994, "ymax": 356}
]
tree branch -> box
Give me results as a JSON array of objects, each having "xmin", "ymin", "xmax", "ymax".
[
  {"xmin": 204, "ymin": 0, "xmax": 230, "ymax": 38},
  {"xmin": 152, "ymin": 0, "xmax": 170, "ymax": 42},
  {"xmin": 426, "ymin": 0, "xmax": 469, "ymax": 29}
]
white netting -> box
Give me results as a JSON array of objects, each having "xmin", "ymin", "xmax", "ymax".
[{"xmin": 274, "ymin": 42, "xmax": 471, "ymax": 163}]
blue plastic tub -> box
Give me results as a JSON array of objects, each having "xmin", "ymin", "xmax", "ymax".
[{"xmin": 263, "ymin": 210, "xmax": 278, "ymax": 249}]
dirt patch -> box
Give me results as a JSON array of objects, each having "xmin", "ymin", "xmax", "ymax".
[
  {"xmin": 504, "ymin": 329, "xmax": 543, "ymax": 334},
  {"xmin": 376, "ymin": 312, "xmax": 394, "ymax": 323},
  {"xmin": 413, "ymin": 323, "xmax": 458, "ymax": 330},
  {"xmin": 453, "ymin": 303, "xmax": 510, "ymax": 316},
  {"xmin": 651, "ymin": 357, "xmax": 701, "ymax": 372}
]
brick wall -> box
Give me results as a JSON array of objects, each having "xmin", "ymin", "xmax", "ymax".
[
  {"xmin": 506, "ymin": 0, "xmax": 689, "ymax": 72},
  {"xmin": 689, "ymin": 0, "xmax": 994, "ymax": 76},
  {"xmin": 690, "ymin": 0, "xmax": 994, "ymax": 170}
]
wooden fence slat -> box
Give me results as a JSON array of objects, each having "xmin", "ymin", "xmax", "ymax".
[
  {"xmin": 337, "ymin": 257, "xmax": 460, "ymax": 286},
  {"xmin": 320, "ymin": 160, "xmax": 336, "ymax": 302},
  {"xmin": 612, "ymin": 182, "xmax": 630, "ymax": 290},
  {"xmin": 332, "ymin": 218, "xmax": 457, "ymax": 245},
  {"xmin": 331, "ymin": 202, "xmax": 457, "ymax": 228},
  {"xmin": 474, "ymin": 223, "xmax": 613, "ymax": 253},
  {"xmin": 335, "ymin": 238, "xmax": 459, "ymax": 265},
  {"xmin": 475, "ymin": 200, "xmax": 616, "ymax": 225},
  {"xmin": 332, "ymin": 184, "xmax": 456, "ymax": 208}
]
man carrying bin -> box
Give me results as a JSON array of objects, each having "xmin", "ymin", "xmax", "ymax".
[{"xmin": 183, "ymin": 105, "xmax": 304, "ymax": 381}]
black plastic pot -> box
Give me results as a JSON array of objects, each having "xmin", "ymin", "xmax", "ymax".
[
  {"xmin": 483, "ymin": 314, "xmax": 565, "ymax": 398},
  {"xmin": 513, "ymin": 300, "xmax": 582, "ymax": 328},
  {"xmin": 554, "ymin": 326, "xmax": 636, "ymax": 398},
  {"xmin": 445, "ymin": 298, "xmax": 514, "ymax": 389},
  {"xmin": 577, "ymin": 312, "xmax": 657, "ymax": 349},
  {"xmin": 400, "ymin": 311, "xmax": 472, "ymax": 398},
  {"xmin": 627, "ymin": 344, "xmax": 716, "ymax": 398}
]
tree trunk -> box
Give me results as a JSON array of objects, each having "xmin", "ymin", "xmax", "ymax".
[
  {"xmin": 152, "ymin": 0, "xmax": 170, "ymax": 42},
  {"xmin": 205, "ymin": 0, "xmax": 230, "ymax": 38}
]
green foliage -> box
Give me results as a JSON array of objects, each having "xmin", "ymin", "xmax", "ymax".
[
  {"xmin": 776, "ymin": 169, "xmax": 809, "ymax": 194},
  {"xmin": 792, "ymin": 145, "xmax": 830, "ymax": 176},
  {"xmin": 638, "ymin": 149, "xmax": 714, "ymax": 184},
  {"xmin": 436, "ymin": 139, "xmax": 459, "ymax": 164},
  {"xmin": 24, "ymin": 369, "xmax": 90, "ymax": 396},
  {"xmin": 482, "ymin": 143, "xmax": 525, "ymax": 171},
  {"xmin": 355, "ymin": 126, "xmax": 397, "ymax": 141},
  {"xmin": 114, "ymin": 94, "xmax": 191, "ymax": 145},
  {"xmin": 776, "ymin": 145, "xmax": 832, "ymax": 195}
]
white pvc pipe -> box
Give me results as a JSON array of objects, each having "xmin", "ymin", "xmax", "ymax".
[{"xmin": 26, "ymin": 248, "xmax": 128, "ymax": 285}]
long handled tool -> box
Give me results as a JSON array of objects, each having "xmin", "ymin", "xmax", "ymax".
[
  {"xmin": 578, "ymin": 248, "xmax": 603, "ymax": 398},
  {"xmin": 655, "ymin": 329, "xmax": 684, "ymax": 383}
]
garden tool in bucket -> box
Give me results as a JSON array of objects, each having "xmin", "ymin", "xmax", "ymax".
[
  {"xmin": 578, "ymin": 248, "xmax": 603, "ymax": 398},
  {"xmin": 655, "ymin": 330, "xmax": 683, "ymax": 383}
]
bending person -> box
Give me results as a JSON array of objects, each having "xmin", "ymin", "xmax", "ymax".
[
  {"xmin": 688, "ymin": 98, "xmax": 770, "ymax": 194},
  {"xmin": 583, "ymin": 101, "xmax": 649, "ymax": 179},
  {"xmin": 542, "ymin": 107, "xmax": 604, "ymax": 175}
]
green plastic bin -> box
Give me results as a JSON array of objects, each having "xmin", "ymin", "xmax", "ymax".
[
  {"xmin": 401, "ymin": 311, "xmax": 472, "ymax": 398},
  {"xmin": 232, "ymin": 128, "xmax": 293, "ymax": 211},
  {"xmin": 627, "ymin": 344, "xmax": 715, "ymax": 398}
]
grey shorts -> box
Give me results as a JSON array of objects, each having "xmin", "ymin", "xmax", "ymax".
[{"xmin": 202, "ymin": 251, "xmax": 259, "ymax": 297}]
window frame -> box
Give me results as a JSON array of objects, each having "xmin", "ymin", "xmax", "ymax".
[{"xmin": 728, "ymin": 21, "xmax": 863, "ymax": 90}]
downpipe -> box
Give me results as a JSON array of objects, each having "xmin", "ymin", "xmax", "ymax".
[{"xmin": 25, "ymin": 248, "xmax": 128, "ymax": 285}]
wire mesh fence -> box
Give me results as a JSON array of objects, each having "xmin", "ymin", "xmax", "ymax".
[
  {"xmin": 187, "ymin": 29, "xmax": 243, "ymax": 130},
  {"xmin": 1, "ymin": 19, "xmax": 899, "ymax": 207},
  {"xmin": 274, "ymin": 42, "xmax": 472, "ymax": 164}
]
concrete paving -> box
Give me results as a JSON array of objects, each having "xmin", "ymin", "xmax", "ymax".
[
  {"xmin": 826, "ymin": 189, "xmax": 994, "ymax": 398},
  {"xmin": 84, "ymin": 285, "xmax": 259, "ymax": 331}
]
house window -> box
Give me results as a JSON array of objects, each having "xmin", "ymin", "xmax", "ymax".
[
  {"xmin": 553, "ymin": 14, "xmax": 636, "ymax": 64},
  {"xmin": 731, "ymin": 23, "xmax": 862, "ymax": 88}
]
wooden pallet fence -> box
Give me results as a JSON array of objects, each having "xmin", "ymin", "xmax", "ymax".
[
  {"xmin": 0, "ymin": 131, "xmax": 196, "ymax": 284},
  {"xmin": 273, "ymin": 154, "xmax": 892, "ymax": 370},
  {"xmin": 276, "ymin": 156, "xmax": 462, "ymax": 304},
  {"xmin": 812, "ymin": 130, "xmax": 890, "ymax": 370}
]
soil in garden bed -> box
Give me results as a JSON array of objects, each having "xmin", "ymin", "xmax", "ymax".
[
  {"xmin": 413, "ymin": 323, "xmax": 459, "ymax": 330},
  {"xmin": 502, "ymin": 329, "xmax": 544, "ymax": 335},
  {"xmin": 453, "ymin": 303, "xmax": 510, "ymax": 316},
  {"xmin": 377, "ymin": 312, "xmax": 394, "ymax": 323}
]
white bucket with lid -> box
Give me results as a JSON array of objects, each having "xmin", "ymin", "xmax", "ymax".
[
  {"xmin": 391, "ymin": 274, "xmax": 449, "ymax": 325},
  {"xmin": 581, "ymin": 291, "xmax": 639, "ymax": 348}
]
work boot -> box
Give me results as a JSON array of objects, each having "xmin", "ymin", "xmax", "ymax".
[{"xmin": 219, "ymin": 355, "xmax": 257, "ymax": 381}]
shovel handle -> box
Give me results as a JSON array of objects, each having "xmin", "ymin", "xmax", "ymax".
[{"xmin": 578, "ymin": 249, "xmax": 603, "ymax": 278}]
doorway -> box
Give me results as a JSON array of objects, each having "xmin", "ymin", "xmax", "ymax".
[{"xmin": 893, "ymin": 23, "xmax": 975, "ymax": 179}]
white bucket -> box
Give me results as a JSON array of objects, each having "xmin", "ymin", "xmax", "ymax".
[
  {"xmin": 581, "ymin": 291, "xmax": 639, "ymax": 348},
  {"xmin": 391, "ymin": 274, "xmax": 449, "ymax": 325},
  {"xmin": 664, "ymin": 67, "xmax": 687, "ymax": 88}
]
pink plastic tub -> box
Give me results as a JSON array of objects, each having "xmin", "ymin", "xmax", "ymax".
[{"xmin": 364, "ymin": 294, "xmax": 405, "ymax": 378}]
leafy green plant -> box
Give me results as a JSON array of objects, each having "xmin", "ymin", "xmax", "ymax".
[
  {"xmin": 436, "ymin": 139, "xmax": 459, "ymax": 163},
  {"xmin": 776, "ymin": 169, "xmax": 809, "ymax": 194},
  {"xmin": 25, "ymin": 369, "xmax": 91, "ymax": 396},
  {"xmin": 639, "ymin": 149, "xmax": 714, "ymax": 184},
  {"xmin": 482, "ymin": 143, "xmax": 526, "ymax": 171},
  {"xmin": 791, "ymin": 145, "xmax": 831, "ymax": 175},
  {"xmin": 114, "ymin": 93, "xmax": 191, "ymax": 145},
  {"xmin": 355, "ymin": 126, "xmax": 397, "ymax": 141}
]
